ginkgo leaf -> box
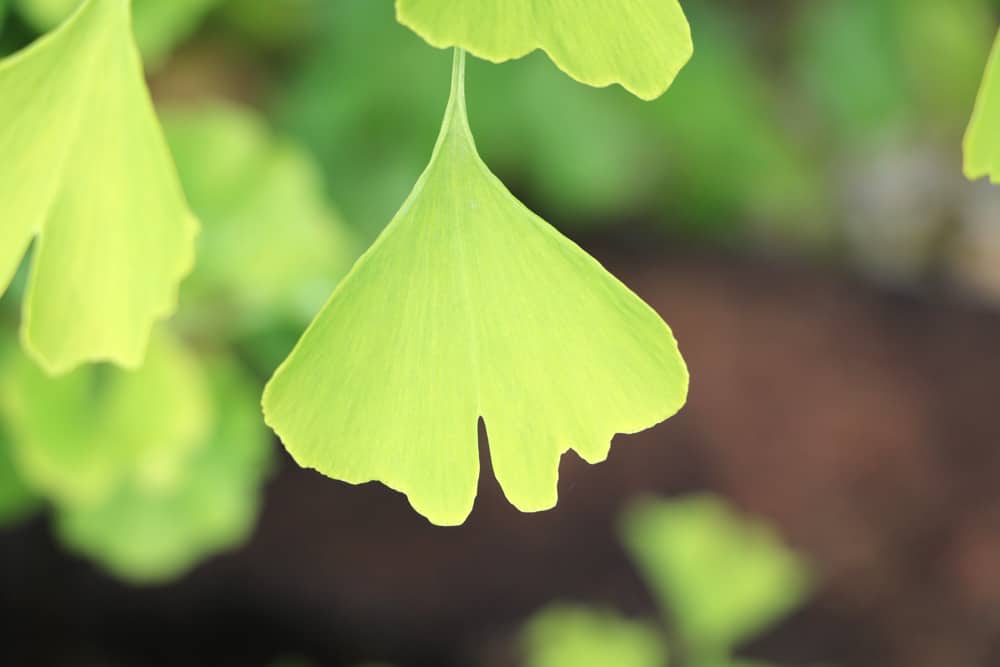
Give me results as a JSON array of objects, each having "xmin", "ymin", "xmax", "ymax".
[
  {"xmin": 56, "ymin": 356, "xmax": 271, "ymax": 583},
  {"xmin": 263, "ymin": 50, "xmax": 688, "ymax": 526},
  {"xmin": 395, "ymin": 0, "xmax": 693, "ymax": 101},
  {"xmin": 523, "ymin": 605, "xmax": 667, "ymax": 667},
  {"xmin": 965, "ymin": 29, "xmax": 1000, "ymax": 183},
  {"xmin": 0, "ymin": 333, "xmax": 211, "ymax": 507},
  {"xmin": 622, "ymin": 495, "xmax": 809, "ymax": 654},
  {"xmin": 0, "ymin": 0, "xmax": 197, "ymax": 373}
]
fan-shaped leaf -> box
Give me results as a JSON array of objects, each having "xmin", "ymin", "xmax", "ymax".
[
  {"xmin": 395, "ymin": 0, "xmax": 692, "ymax": 101},
  {"xmin": 0, "ymin": 0, "xmax": 197, "ymax": 373},
  {"xmin": 263, "ymin": 51, "xmax": 688, "ymax": 526}
]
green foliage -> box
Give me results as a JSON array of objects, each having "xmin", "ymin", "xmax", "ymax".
[
  {"xmin": 965, "ymin": 29, "xmax": 1000, "ymax": 183},
  {"xmin": 0, "ymin": 334, "xmax": 211, "ymax": 507},
  {"xmin": 523, "ymin": 495, "xmax": 810, "ymax": 667},
  {"xmin": 794, "ymin": 0, "xmax": 994, "ymax": 142},
  {"xmin": 278, "ymin": 0, "xmax": 661, "ymax": 235},
  {"xmin": 264, "ymin": 51, "xmax": 688, "ymax": 526},
  {"xmin": 395, "ymin": 0, "xmax": 692, "ymax": 101},
  {"xmin": 0, "ymin": 0, "xmax": 197, "ymax": 373},
  {"xmin": 524, "ymin": 605, "xmax": 667, "ymax": 667},
  {"xmin": 622, "ymin": 496, "xmax": 810, "ymax": 659},
  {"xmin": 278, "ymin": 1, "xmax": 827, "ymax": 246},
  {"xmin": 218, "ymin": 0, "xmax": 323, "ymax": 49},
  {"xmin": 164, "ymin": 104, "xmax": 356, "ymax": 337},
  {"xmin": 15, "ymin": 0, "xmax": 219, "ymax": 67},
  {"xmin": 276, "ymin": 0, "xmax": 453, "ymax": 240},
  {"xmin": 55, "ymin": 357, "xmax": 271, "ymax": 583},
  {"xmin": 652, "ymin": 4, "xmax": 824, "ymax": 236}
]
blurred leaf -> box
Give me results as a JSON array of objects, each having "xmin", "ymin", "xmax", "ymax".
[
  {"xmin": 396, "ymin": 0, "xmax": 692, "ymax": 101},
  {"xmin": 523, "ymin": 605, "xmax": 667, "ymax": 667},
  {"xmin": 56, "ymin": 356, "xmax": 272, "ymax": 583},
  {"xmin": 897, "ymin": 0, "xmax": 995, "ymax": 129},
  {"xmin": 0, "ymin": 428, "xmax": 38, "ymax": 527},
  {"xmin": 467, "ymin": 52, "xmax": 649, "ymax": 223},
  {"xmin": 794, "ymin": 0, "xmax": 910, "ymax": 142},
  {"xmin": 965, "ymin": 29, "xmax": 1000, "ymax": 183},
  {"xmin": 652, "ymin": 4, "xmax": 824, "ymax": 237},
  {"xmin": 622, "ymin": 495, "xmax": 809, "ymax": 655},
  {"xmin": 277, "ymin": 0, "xmax": 445, "ymax": 240},
  {"xmin": 0, "ymin": 333, "xmax": 212, "ymax": 507},
  {"xmin": 12, "ymin": 0, "xmax": 74, "ymax": 29},
  {"xmin": 130, "ymin": 0, "xmax": 220, "ymax": 68},
  {"xmin": 164, "ymin": 103, "xmax": 356, "ymax": 337},
  {"xmin": 263, "ymin": 52, "xmax": 688, "ymax": 526},
  {"xmin": 795, "ymin": 0, "xmax": 994, "ymax": 142},
  {"xmin": 218, "ymin": 0, "xmax": 322, "ymax": 49},
  {"xmin": 0, "ymin": 0, "xmax": 197, "ymax": 373},
  {"xmin": 15, "ymin": 0, "xmax": 219, "ymax": 66}
]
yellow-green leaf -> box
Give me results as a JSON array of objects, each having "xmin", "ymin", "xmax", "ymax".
[
  {"xmin": 0, "ymin": 0, "xmax": 197, "ymax": 373},
  {"xmin": 56, "ymin": 356, "xmax": 271, "ymax": 583},
  {"xmin": 965, "ymin": 28, "xmax": 1000, "ymax": 183},
  {"xmin": 0, "ymin": 333, "xmax": 211, "ymax": 507},
  {"xmin": 395, "ymin": 0, "xmax": 693, "ymax": 101},
  {"xmin": 263, "ymin": 51, "xmax": 688, "ymax": 526},
  {"xmin": 622, "ymin": 495, "xmax": 810, "ymax": 654},
  {"xmin": 523, "ymin": 605, "xmax": 667, "ymax": 667}
]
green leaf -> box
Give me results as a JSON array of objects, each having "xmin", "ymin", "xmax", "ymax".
[
  {"xmin": 263, "ymin": 50, "xmax": 688, "ymax": 526},
  {"xmin": 0, "ymin": 0, "xmax": 197, "ymax": 373},
  {"xmin": 163, "ymin": 103, "xmax": 357, "ymax": 334},
  {"xmin": 395, "ymin": 0, "xmax": 693, "ymax": 101},
  {"xmin": 965, "ymin": 29, "xmax": 1000, "ymax": 183},
  {"xmin": 0, "ymin": 333, "xmax": 211, "ymax": 507},
  {"xmin": 523, "ymin": 605, "xmax": 667, "ymax": 667},
  {"xmin": 56, "ymin": 356, "xmax": 272, "ymax": 583},
  {"xmin": 622, "ymin": 496, "xmax": 809, "ymax": 654}
]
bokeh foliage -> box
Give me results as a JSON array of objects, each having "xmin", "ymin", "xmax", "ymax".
[{"xmin": 523, "ymin": 495, "xmax": 811, "ymax": 667}]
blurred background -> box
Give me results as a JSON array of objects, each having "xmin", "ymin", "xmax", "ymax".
[{"xmin": 2, "ymin": 0, "xmax": 1000, "ymax": 665}]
